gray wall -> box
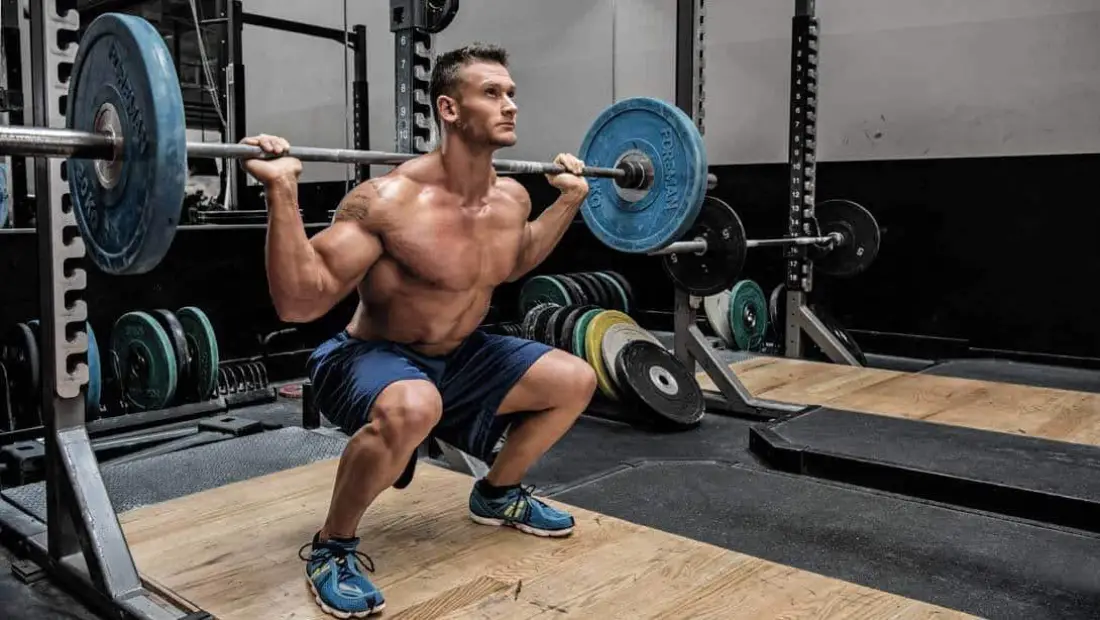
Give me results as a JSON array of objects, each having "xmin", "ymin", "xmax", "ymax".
[{"xmin": 233, "ymin": 0, "xmax": 1100, "ymax": 184}]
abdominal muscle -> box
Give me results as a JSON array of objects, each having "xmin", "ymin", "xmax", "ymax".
[{"xmin": 345, "ymin": 257, "xmax": 497, "ymax": 357}]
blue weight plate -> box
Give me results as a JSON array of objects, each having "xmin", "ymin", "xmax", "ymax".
[
  {"xmin": 86, "ymin": 322, "xmax": 102, "ymax": 414},
  {"xmin": 67, "ymin": 13, "xmax": 187, "ymax": 275},
  {"xmin": 578, "ymin": 97, "xmax": 708, "ymax": 253}
]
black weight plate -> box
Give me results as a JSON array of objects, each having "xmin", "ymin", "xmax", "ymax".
[
  {"xmin": 809, "ymin": 304, "xmax": 868, "ymax": 365},
  {"xmin": 769, "ymin": 283, "xmax": 786, "ymax": 330},
  {"xmin": 522, "ymin": 303, "xmax": 556, "ymax": 341},
  {"xmin": 555, "ymin": 275, "xmax": 587, "ymax": 308},
  {"xmin": 567, "ymin": 272, "xmax": 604, "ymax": 307},
  {"xmin": 661, "ymin": 195, "xmax": 747, "ymax": 296},
  {"xmin": 150, "ymin": 309, "xmax": 190, "ymax": 399},
  {"xmin": 543, "ymin": 305, "xmax": 570, "ymax": 348},
  {"xmin": 592, "ymin": 272, "xmax": 630, "ymax": 312},
  {"xmin": 0, "ymin": 322, "xmax": 39, "ymax": 431},
  {"xmin": 560, "ymin": 304, "xmax": 600, "ymax": 354},
  {"xmin": 601, "ymin": 271, "xmax": 636, "ymax": 313},
  {"xmin": 614, "ymin": 340, "xmax": 704, "ymax": 430},
  {"xmin": 811, "ymin": 199, "xmax": 881, "ymax": 278},
  {"xmin": 529, "ymin": 303, "xmax": 560, "ymax": 344}
]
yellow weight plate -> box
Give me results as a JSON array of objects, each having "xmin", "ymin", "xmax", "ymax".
[{"xmin": 584, "ymin": 310, "xmax": 637, "ymax": 400}]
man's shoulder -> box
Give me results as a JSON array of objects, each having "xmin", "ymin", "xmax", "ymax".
[{"xmin": 494, "ymin": 176, "xmax": 531, "ymax": 209}]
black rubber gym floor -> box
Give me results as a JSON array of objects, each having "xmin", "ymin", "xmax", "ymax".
[
  {"xmin": 922, "ymin": 358, "xmax": 1100, "ymax": 393},
  {"xmin": 3, "ymin": 399, "xmax": 1100, "ymax": 619}
]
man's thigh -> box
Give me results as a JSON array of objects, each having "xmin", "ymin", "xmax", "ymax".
[
  {"xmin": 432, "ymin": 331, "xmax": 553, "ymax": 460},
  {"xmin": 307, "ymin": 334, "xmax": 434, "ymax": 435}
]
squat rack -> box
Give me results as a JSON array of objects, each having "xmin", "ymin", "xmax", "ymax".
[{"xmin": 671, "ymin": 0, "xmax": 861, "ymax": 420}]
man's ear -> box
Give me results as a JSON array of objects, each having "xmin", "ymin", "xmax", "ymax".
[{"xmin": 437, "ymin": 95, "xmax": 459, "ymax": 124}]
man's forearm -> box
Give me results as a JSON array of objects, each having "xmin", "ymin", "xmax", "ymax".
[
  {"xmin": 265, "ymin": 178, "xmax": 322, "ymax": 313},
  {"xmin": 515, "ymin": 192, "xmax": 586, "ymax": 277}
]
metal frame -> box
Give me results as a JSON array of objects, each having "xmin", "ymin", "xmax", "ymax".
[
  {"xmin": 667, "ymin": 0, "xmax": 859, "ymax": 421},
  {"xmin": 390, "ymin": 0, "xmax": 438, "ymax": 154},
  {"xmin": 218, "ymin": 0, "xmax": 370, "ymax": 207}
]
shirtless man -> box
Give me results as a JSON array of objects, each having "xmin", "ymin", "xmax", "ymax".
[{"xmin": 242, "ymin": 43, "xmax": 598, "ymax": 617}]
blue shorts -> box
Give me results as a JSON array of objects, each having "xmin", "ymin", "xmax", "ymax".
[{"xmin": 306, "ymin": 329, "xmax": 553, "ymax": 463}]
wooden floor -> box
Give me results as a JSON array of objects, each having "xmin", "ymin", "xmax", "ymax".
[
  {"xmin": 118, "ymin": 354, "xmax": 1094, "ymax": 619},
  {"xmin": 120, "ymin": 458, "xmax": 968, "ymax": 619},
  {"xmin": 699, "ymin": 356, "xmax": 1100, "ymax": 447}
]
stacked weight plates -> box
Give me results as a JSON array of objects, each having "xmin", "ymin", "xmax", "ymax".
[
  {"xmin": 703, "ymin": 279, "xmax": 769, "ymax": 352},
  {"xmin": 518, "ymin": 271, "xmax": 635, "ymax": 315},
  {"xmin": 519, "ymin": 303, "xmax": 704, "ymax": 431}
]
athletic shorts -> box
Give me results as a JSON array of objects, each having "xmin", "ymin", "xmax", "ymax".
[{"xmin": 306, "ymin": 329, "xmax": 553, "ymax": 463}]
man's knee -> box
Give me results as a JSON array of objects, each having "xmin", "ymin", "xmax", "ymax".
[
  {"xmin": 368, "ymin": 381, "xmax": 442, "ymax": 450},
  {"xmin": 559, "ymin": 355, "xmax": 597, "ymax": 407}
]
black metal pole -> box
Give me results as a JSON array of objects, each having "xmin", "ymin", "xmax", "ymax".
[{"xmin": 353, "ymin": 24, "xmax": 369, "ymax": 183}]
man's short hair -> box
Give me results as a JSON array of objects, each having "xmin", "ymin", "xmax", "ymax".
[{"xmin": 429, "ymin": 43, "xmax": 510, "ymax": 131}]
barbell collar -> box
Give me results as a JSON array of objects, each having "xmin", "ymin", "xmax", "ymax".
[
  {"xmin": 0, "ymin": 125, "xmax": 717, "ymax": 190},
  {"xmin": 648, "ymin": 238, "xmax": 709, "ymax": 256}
]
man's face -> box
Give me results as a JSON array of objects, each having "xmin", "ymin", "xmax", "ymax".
[{"xmin": 445, "ymin": 61, "xmax": 517, "ymax": 149}]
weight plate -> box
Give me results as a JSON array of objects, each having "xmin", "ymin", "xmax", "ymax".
[
  {"xmin": 584, "ymin": 310, "xmax": 638, "ymax": 400},
  {"xmin": 555, "ymin": 275, "xmax": 587, "ymax": 309},
  {"xmin": 768, "ymin": 283, "xmax": 786, "ymax": 333},
  {"xmin": 592, "ymin": 271, "xmax": 631, "ymax": 313},
  {"xmin": 703, "ymin": 290, "xmax": 734, "ymax": 347},
  {"xmin": 543, "ymin": 305, "xmax": 570, "ymax": 348},
  {"xmin": 176, "ymin": 306, "xmax": 220, "ymax": 401},
  {"xmin": 811, "ymin": 199, "xmax": 881, "ymax": 278},
  {"xmin": 578, "ymin": 97, "xmax": 708, "ymax": 253},
  {"xmin": 112, "ymin": 311, "xmax": 177, "ymax": 410},
  {"xmin": 522, "ymin": 302, "xmax": 555, "ymax": 341},
  {"xmin": 1, "ymin": 322, "xmax": 39, "ymax": 430},
  {"xmin": 600, "ymin": 322, "xmax": 663, "ymax": 389},
  {"xmin": 728, "ymin": 280, "xmax": 768, "ymax": 352},
  {"xmin": 67, "ymin": 13, "xmax": 187, "ymax": 276},
  {"xmin": 614, "ymin": 340, "xmax": 704, "ymax": 430},
  {"xmin": 150, "ymin": 309, "xmax": 189, "ymax": 397},
  {"xmin": 572, "ymin": 308, "xmax": 605, "ymax": 359},
  {"xmin": 533, "ymin": 303, "xmax": 561, "ymax": 345},
  {"xmin": 661, "ymin": 196, "xmax": 747, "ymax": 296},
  {"xmin": 86, "ymin": 322, "xmax": 102, "ymax": 415},
  {"xmin": 809, "ymin": 304, "xmax": 869, "ymax": 366},
  {"xmin": 518, "ymin": 275, "xmax": 573, "ymax": 314},
  {"xmin": 572, "ymin": 272, "xmax": 611, "ymax": 308},
  {"xmin": 0, "ymin": 163, "xmax": 8, "ymax": 228},
  {"xmin": 525, "ymin": 303, "xmax": 558, "ymax": 343},
  {"xmin": 560, "ymin": 304, "xmax": 599, "ymax": 355},
  {"xmin": 601, "ymin": 271, "xmax": 636, "ymax": 313}
]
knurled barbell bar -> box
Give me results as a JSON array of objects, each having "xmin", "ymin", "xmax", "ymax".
[
  {"xmin": 1, "ymin": 12, "xmax": 718, "ymax": 276},
  {"xmin": 659, "ymin": 196, "xmax": 881, "ymax": 297}
]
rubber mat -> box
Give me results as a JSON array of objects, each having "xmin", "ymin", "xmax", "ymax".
[
  {"xmin": 922, "ymin": 358, "xmax": 1100, "ymax": 393},
  {"xmin": 751, "ymin": 407, "xmax": 1100, "ymax": 532},
  {"xmin": 552, "ymin": 460, "xmax": 1100, "ymax": 620},
  {"xmin": 1, "ymin": 427, "xmax": 347, "ymax": 522}
]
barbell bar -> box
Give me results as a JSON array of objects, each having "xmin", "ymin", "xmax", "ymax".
[
  {"xmin": 660, "ymin": 196, "xmax": 880, "ymax": 296},
  {"xmin": 648, "ymin": 232, "xmax": 844, "ymax": 257},
  {"xmin": 0, "ymin": 125, "xmax": 719, "ymax": 192}
]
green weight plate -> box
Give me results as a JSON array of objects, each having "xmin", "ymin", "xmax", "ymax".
[
  {"xmin": 176, "ymin": 307, "xmax": 220, "ymax": 401},
  {"xmin": 560, "ymin": 304, "xmax": 599, "ymax": 353},
  {"xmin": 112, "ymin": 311, "xmax": 177, "ymax": 410},
  {"xmin": 518, "ymin": 275, "xmax": 573, "ymax": 314},
  {"xmin": 728, "ymin": 280, "xmax": 768, "ymax": 352},
  {"xmin": 572, "ymin": 308, "xmax": 605, "ymax": 359}
]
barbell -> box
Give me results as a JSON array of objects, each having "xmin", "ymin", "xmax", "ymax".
[
  {"xmin": 659, "ymin": 196, "xmax": 881, "ymax": 296},
  {"xmin": 0, "ymin": 12, "xmax": 718, "ymax": 275}
]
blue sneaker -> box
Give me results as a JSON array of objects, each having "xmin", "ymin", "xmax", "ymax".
[
  {"xmin": 469, "ymin": 482, "xmax": 575, "ymax": 537},
  {"xmin": 299, "ymin": 533, "xmax": 385, "ymax": 617}
]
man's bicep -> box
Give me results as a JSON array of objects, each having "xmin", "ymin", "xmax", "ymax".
[{"xmin": 310, "ymin": 221, "xmax": 383, "ymax": 297}]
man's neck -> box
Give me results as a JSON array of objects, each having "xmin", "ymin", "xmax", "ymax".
[{"xmin": 438, "ymin": 134, "xmax": 496, "ymax": 202}]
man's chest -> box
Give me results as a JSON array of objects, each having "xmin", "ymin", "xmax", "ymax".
[{"xmin": 382, "ymin": 212, "xmax": 525, "ymax": 288}]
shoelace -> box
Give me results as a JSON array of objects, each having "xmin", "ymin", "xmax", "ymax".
[
  {"xmin": 298, "ymin": 541, "xmax": 377, "ymax": 580},
  {"xmin": 497, "ymin": 484, "xmax": 541, "ymax": 522}
]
